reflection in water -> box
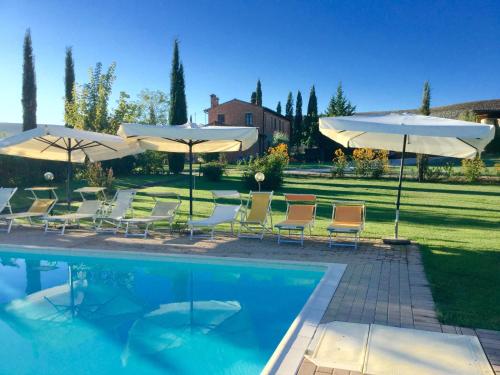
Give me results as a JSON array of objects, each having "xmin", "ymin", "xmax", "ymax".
[
  {"xmin": 0, "ymin": 252, "xmax": 322, "ymax": 375},
  {"xmin": 25, "ymin": 259, "xmax": 42, "ymax": 295}
]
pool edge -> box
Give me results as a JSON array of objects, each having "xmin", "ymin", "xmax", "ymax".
[{"xmin": 261, "ymin": 262, "xmax": 346, "ymax": 375}]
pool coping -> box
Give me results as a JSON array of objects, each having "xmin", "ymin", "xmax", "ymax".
[{"xmin": 0, "ymin": 243, "xmax": 346, "ymax": 375}]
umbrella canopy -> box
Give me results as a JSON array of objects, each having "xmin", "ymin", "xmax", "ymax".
[
  {"xmin": 319, "ymin": 113, "xmax": 494, "ymax": 158},
  {"xmin": 0, "ymin": 124, "xmax": 142, "ymax": 207},
  {"xmin": 0, "ymin": 124, "xmax": 142, "ymax": 162},
  {"xmin": 118, "ymin": 122, "xmax": 258, "ymax": 216},
  {"xmin": 319, "ymin": 113, "xmax": 495, "ymax": 242}
]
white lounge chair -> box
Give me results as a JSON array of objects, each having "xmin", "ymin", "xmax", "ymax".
[
  {"xmin": 0, "ymin": 187, "xmax": 18, "ymax": 232},
  {"xmin": 188, "ymin": 190, "xmax": 242, "ymax": 240},
  {"xmin": 122, "ymin": 194, "xmax": 181, "ymax": 238},
  {"xmin": 44, "ymin": 199, "xmax": 102, "ymax": 235},
  {"xmin": 188, "ymin": 205, "xmax": 241, "ymax": 240},
  {"xmin": 95, "ymin": 189, "xmax": 136, "ymax": 234},
  {"xmin": 0, "ymin": 187, "xmax": 57, "ymax": 233}
]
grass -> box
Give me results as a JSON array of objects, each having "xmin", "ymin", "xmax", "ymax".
[{"xmin": 7, "ymin": 169, "xmax": 500, "ymax": 330}]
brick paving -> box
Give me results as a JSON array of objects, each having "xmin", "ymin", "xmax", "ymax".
[{"xmin": 0, "ymin": 228, "xmax": 497, "ymax": 374}]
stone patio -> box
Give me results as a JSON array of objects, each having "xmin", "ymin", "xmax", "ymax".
[{"xmin": 0, "ymin": 228, "xmax": 498, "ymax": 374}]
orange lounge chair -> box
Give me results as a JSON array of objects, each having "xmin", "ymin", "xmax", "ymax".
[
  {"xmin": 327, "ymin": 201, "xmax": 365, "ymax": 249},
  {"xmin": 275, "ymin": 194, "xmax": 316, "ymax": 246}
]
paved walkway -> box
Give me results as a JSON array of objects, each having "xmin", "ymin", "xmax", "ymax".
[{"xmin": 0, "ymin": 229, "xmax": 498, "ymax": 374}]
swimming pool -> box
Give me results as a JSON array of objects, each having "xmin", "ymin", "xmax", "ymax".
[{"xmin": 0, "ymin": 246, "xmax": 335, "ymax": 375}]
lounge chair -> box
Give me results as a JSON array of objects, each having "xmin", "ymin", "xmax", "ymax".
[
  {"xmin": 44, "ymin": 199, "xmax": 102, "ymax": 235},
  {"xmin": 0, "ymin": 187, "xmax": 18, "ymax": 232},
  {"xmin": 95, "ymin": 189, "xmax": 136, "ymax": 234},
  {"xmin": 0, "ymin": 187, "xmax": 57, "ymax": 233},
  {"xmin": 275, "ymin": 194, "xmax": 317, "ymax": 246},
  {"xmin": 327, "ymin": 201, "xmax": 365, "ymax": 249},
  {"xmin": 238, "ymin": 191, "xmax": 273, "ymax": 240},
  {"xmin": 122, "ymin": 194, "xmax": 181, "ymax": 238},
  {"xmin": 187, "ymin": 191, "xmax": 241, "ymax": 240}
]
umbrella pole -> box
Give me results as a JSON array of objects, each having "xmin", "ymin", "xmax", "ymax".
[
  {"xmin": 394, "ymin": 134, "xmax": 407, "ymax": 239},
  {"xmin": 189, "ymin": 142, "xmax": 193, "ymax": 218},
  {"xmin": 67, "ymin": 140, "xmax": 72, "ymax": 210}
]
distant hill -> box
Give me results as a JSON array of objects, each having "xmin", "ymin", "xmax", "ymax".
[{"xmin": 359, "ymin": 99, "xmax": 500, "ymax": 120}]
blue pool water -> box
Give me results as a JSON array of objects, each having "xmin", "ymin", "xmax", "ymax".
[{"xmin": 0, "ymin": 247, "xmax": 324, "ymax": 375}]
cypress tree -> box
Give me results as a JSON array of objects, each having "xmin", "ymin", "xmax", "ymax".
[
  {"xmin": 22, "ymin": 28, "xmax": 37, "ymax": 131},
  {"xmin": 285, "ymin": 92, "xmax": 294, "ymax": 145},
  {"xmin": 168, "ymin": 39, "xmax": 187, "ymax": 174},
  {"xmin": 276, "ymin": 101, "xmax": 282, "ymax": 115},
  {"xmin": 417, "ymin": 81, "xmax": 431, "ymax": 182},
  {"xmin": 292, "ymin": 91, "xmax": 303, "ymax": 148},
  {"xmin": 304, "ymin": 85, "xmax": 319, "ymax": 148},
  {"xmin": 325, "ymin": 82, "xmax": 356, "ymax": 116},
  {"xmin": 64, "ymin": 47, "xmax": 75, "ymax": 127},
  {"xmin": 250, "ymin": 92, "xmax": 257, "ymax": 104},
  {"xmin": 256, "ymin": 80, "xmax": 262, "ymax": 106}
]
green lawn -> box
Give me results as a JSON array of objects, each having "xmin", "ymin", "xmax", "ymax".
[{"xmin": 7, "ymin": 170, "xmax": 500, "ymax": 330}]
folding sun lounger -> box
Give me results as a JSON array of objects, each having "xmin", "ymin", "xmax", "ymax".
[
  {"xmin": 44, "ymin": 199, "xmax": 102, "ymax": 235},
  {"xmin": 0, "ymin": 187, "xmax": 57, "ymax": 233},
  {"xmin": 327, "ymin": 201, "xmax": 366, "ymax": 249},
  {"xmin": 275, "ymin": 194, "xmax": 317, "ymax": 246},
  {"xmin": 187, "ymin": 190, "xmax": 242, "ymax": 240},
  {"xmin": 95, "ymin": 189, "xmax": 136, "ymax": 234},
  {"xmin": 0, "ymin": 187, "xmax": 18, "ymax": 232},
  {"xmin": 238, "ymin": 191, "xmax": 273, "ymax": 240},
  {"xmin": 122, "ymin": 193, "xmax": 181, "ymax": 238}
]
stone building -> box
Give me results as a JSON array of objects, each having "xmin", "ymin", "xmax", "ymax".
[{"xmin": 204, "ymin": 95, "xmax": 291, "ymax": 160}]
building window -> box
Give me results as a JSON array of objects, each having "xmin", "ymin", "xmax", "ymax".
[
  {"xmin": 279, "ymin": 120, "xmax": 282, "ymax": 131},
  {"xmin": 217, "ymin": 114, "xmax": 225, "ymax": 124},
  {"xmin": 273, "ymin": 118, "xmax": 277, "ymax": 130},
  {"xmin": 245, "ymin": 113, "xmax": 253, "ymax": 126}
]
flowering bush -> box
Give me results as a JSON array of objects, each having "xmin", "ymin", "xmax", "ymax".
[
  {"xmin": 461, "ymin": 156, "xmax": 485, "ymax": 182},
  {"xmin": 331, "ymin": 148, "xmax": 348, "ymax": 177},
  {"xmin": 352, "ymin": 148, "xmax": 375, "ymax": 176},
  {"xmin": 242, "ymin": 143, "xmax": 289, "ymax": 190}
]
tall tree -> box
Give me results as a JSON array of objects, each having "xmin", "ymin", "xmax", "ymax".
[
  {"xmin": 65, "ymin": 62, "xmax": 116, "ymax": 133},
  {"xmin": 323, "ymin": 82, "xmax": 356, "ymax": 159},
  {"xmin": 325, "ymin": 82, "xmax": 356, "ymax": 116},
  {"xmin": 417, "ymin": 81, "xmax": 431, "ymax": 182},
  {"xmin": 168, "ymin": 39, "xmax": 188, "ymax": 173},
  {"xmin": 276, "ymin": 101, "xmax": 282, "ymax": 115},
  {"xmin": 64, "ymin": 47, "xmax": 75, "ymax": 127},
  {"xmin": 255, "ymin": 79, "xmax": 262, "ymax": 106},
  {"xmin": 304, "ymin": 85, "xmax": 319, "ymax": 148},
  {"xmin": 292, "ymin": 91, "xmax": 303, "ymax": 148},
  {"xmin": 250, "ymin": 91, "xmax": 257, "ymax": 104},
  {"xmin": 22, "ymin": 28, "xmax": 37, "ymax": 131},
  {"xmin": 285, "ymin": 92, "xmax": 294, "ymax": 146}
]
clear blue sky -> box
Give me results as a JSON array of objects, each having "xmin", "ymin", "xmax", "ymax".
[{"xmin": 1, "ymin": 0, "xmax": 499, "ymax": 125}]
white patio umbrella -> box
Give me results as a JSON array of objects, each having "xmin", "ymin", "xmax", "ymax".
[
  {"xmin": 319, "ymin": 113, "xmax": 495, "ymax": 243},
  {"xmin": 118, "ymin": 122, "xmax": 258, "ymax": 216},
  {"xmin": 0, "ymin": 124, "xmax": 142, "ymax": 208}
]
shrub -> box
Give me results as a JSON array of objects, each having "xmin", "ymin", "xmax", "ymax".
[
  {"xmin": 168, "ymin": 153, "xmax": 185, "ymax": 174},
  {"xmin": 331, "ymin": 148, "xmax": 348, "ymax": 177},
  {"xmin": 352, "ymin": 148, "xmax": 375, "ymax": 177},
  {"xmin": 242, "ymin": 143, "xmax": 289, "ymax": 190},
  {"xmin": 0, "ymin": 156, "xmax": 65, "ymax": 186},
  {"xmin": 199, "ymin": 152, "xmax": 220, "ymax": 163},
  {"xmin": 461, "ymin": 156, "xmax": 485, "ymax": 182},
  {"xmin": 200, "ymin": 161, "xmax": 226, "ymax": 181},
  {"xmin": 370, "ymin": 150, "xmax": 389, "ymax": 178},
  {"xmin": 84, "ymin": 162, "xmax": 114, "ymax": 188},
  {"xmin": 134, "ymin": 151, "xmax": 167, "ymax": 175}
]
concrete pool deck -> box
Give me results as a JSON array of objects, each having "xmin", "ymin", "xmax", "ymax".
[{"xmin": 0, "ymin": 228, "xmax": 498, "ymax": 374}]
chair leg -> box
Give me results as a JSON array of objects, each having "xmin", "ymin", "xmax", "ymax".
[
  {"xmin": 277, "ymin": 228, "xmax": 281, "ymax": 244},
  {"xmin": 7, "ymin": 219, "xmax": 13, "ymax": 234},
  {"xmin": 190, "ymin": 227, "xmax": 193, "ymax": 240},
  {"xmin": 61, "ymin": 221, "xmax": 67, "ymax": 235},
  {"xmin": 230, "ymin": 222, "xmax": 234, "ymax": 235},
  {"xmin": 301, "ymin": 229, "xmax": 304, "ymax": 247}
]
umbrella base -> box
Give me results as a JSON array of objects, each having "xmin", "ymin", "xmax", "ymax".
[{"xmin": 383, "ymin": 237, "xmax": 411, "ymax": 245}]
